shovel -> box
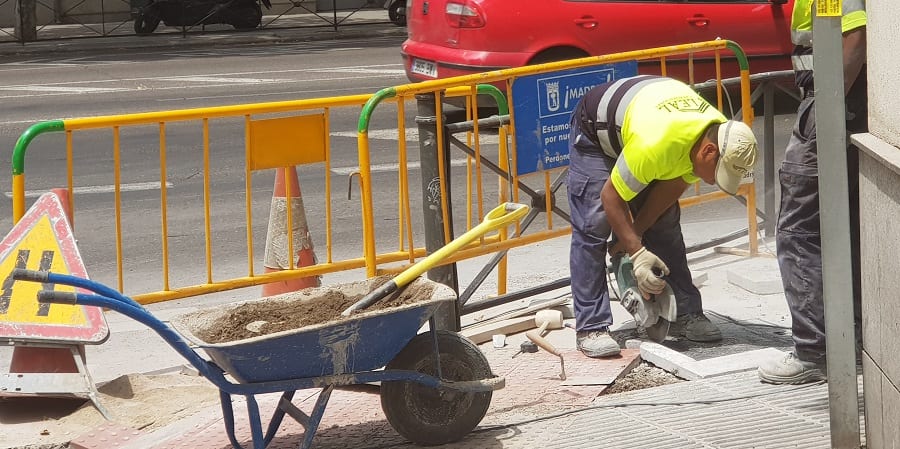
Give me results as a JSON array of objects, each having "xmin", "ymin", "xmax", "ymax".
[{"xmin": 341, "ymin": 202, "xmax": 529, "ymax": 316}]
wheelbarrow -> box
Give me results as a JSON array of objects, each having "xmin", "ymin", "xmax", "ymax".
[{"xmin": 12, "ymin": 202, "xmax": 529, "ymax": 449}]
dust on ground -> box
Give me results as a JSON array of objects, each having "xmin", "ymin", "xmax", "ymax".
[
  {"xmin": 199, "ymin": 276, "xmax": 435, "ymax": 344},
  {"xmin": 602, "ymin": 361, "xmax": 684, "ymax": 395},
  {"xmin": 0, "ymin": 371, "xmax": 218, "ymax": 449}
]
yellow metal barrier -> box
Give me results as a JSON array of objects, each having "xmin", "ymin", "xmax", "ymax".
[
  {"xmin": 356, "ymin": 40, "xmax": 760, "ymax": 289},
  {"xmin": 10, "ymin": 40, "xmax": 760, "ymax": 306}
]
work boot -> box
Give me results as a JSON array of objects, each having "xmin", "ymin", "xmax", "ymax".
[
  {"xmin": 758, "ymin": 352, "xmax": 827, "ymax": 385},
  {"xmin": 576, "ymin": 330, "xmax": 621, "ymax": 358},
  {"xmin": 672, "ymin": 313, "xmax": 722, "ymax": 342}
]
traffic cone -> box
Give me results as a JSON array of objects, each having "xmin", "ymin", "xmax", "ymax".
[
  {"xmin": 9, "ymin": 188, "xmax": 78, "ymax": 374},
  {"xmin": 50, "ymin": 187, "xmax": 74, "ymax": 228},
  {"xmin": 261, "ymin": 167, "xmax": 321, "ymax": 296}
]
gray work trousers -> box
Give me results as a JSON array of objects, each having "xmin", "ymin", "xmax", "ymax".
[
  {"xmin": 776, "ymin": 95, "xmax": 862, "ymax": 364},
  {"xmin": 566, "ymin": 114, "xmax": 702, "ymax": 333}
]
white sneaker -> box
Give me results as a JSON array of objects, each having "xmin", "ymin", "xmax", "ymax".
[
  {"xmin": 758, "ymin": 352, "xmax": 826, "ymax": 385},
  {"xmin": 576, "ymin": 330, "xmax": 621, "ymax": 358}
]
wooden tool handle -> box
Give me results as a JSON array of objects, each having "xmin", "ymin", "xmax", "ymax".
[{"xmin": 525, "ymin": 330, "xmax": 560, "ymax": 356}]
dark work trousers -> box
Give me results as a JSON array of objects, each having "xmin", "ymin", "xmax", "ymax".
[
  {"xmin": 776, "ymin": 92, "xmax": 865, "ymax": 364},
  {"xmin": 566, "ymin": 114, "xmax": 703, "ymax": 333}
]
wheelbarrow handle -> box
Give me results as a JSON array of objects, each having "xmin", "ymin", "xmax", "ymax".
[
  {"xmin": 11, "ymin": 268, "xmax": 49, "ymax": 283},
  {"xmin": 37, "ymin": 290, "xmax": 79, "ymax": 304},
  {"xmin": 341, "ymin": 202, "xmax": 529, "ymax": 316},
  {"xmin": 12, "ymin": 268, "xmax": 145, "ymax": 310}
]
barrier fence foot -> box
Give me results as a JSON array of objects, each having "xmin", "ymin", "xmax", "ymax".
[{"xmin": 261, "ymin": 167, "xmax": 321, "ymax": 297}]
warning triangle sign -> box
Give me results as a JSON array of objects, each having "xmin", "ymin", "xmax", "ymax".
[{"xmin": 0, "ymin": 193, "xmax": 108, "ymax": 344}]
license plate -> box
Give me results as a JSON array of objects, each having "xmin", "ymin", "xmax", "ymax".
[{"xmin": 411, "ymin": 58, "xmax": 438, "ymax": 78}]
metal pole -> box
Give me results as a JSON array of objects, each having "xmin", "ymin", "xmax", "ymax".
[
  {"xmin": 763, "ymin": 82, "xmax": 776, "ymax": 237},
  {"xmin": 813, "ymin": 7, "xmax": 861, "ymax": 448},
  {"xmin": 15, "ymin": 0, "xmax": 37, "ymax": 42},
  {"xmin": 415, "ymin": 93, "xmax": 460, "ymax": 331}
]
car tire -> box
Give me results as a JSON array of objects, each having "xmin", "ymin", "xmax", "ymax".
[
  {"xmin": 529, "ymin": 48, "xmax": 590, "ymax": 65},
  {"xmin": 388, "ymin": 0, "xmax": 406, "ymax": 26},
  {"xmin": 133, "ymin": 7, "xmax": 162, "ymax": 35}
]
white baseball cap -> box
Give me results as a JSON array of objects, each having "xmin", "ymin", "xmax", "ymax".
[{"xmin": 716, "ymin": 120, "xmax": 759, "ymax": 195}]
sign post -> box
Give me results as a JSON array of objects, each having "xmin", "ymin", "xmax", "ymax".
[{"xmin": 0, "ymin": 192, "xmax": 110, "ymax": 418}]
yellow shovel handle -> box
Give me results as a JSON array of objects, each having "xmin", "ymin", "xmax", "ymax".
[
  {"xmin": 392, "ymin": 202, "xmax": 529, "ymax": 287},
  {"xmin": 341, "ymin": 202, "xmax": 529, "ymax": 316}
]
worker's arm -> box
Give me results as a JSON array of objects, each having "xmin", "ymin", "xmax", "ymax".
[
  {"xmin": 607, "ymin": 178, "xmax": 690, "ymax": 256},
  {"xmin": 601, "ymin": 179, "xmax": 641, "ymax": 256},
  {"xmin": 631, "ymin": 178, "xmax": 691, "ymax": 236},
  {"xmin": 601, "ymin": 179, "xmax": 673, "ymax": 298},
  {"xmin": 842, "ymin": 26, "xmax": 866, "ymax": 95}
]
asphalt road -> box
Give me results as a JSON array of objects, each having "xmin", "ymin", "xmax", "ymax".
[{"xmin": 0, "ymin": 35, "xmax": 440, "ymax": 300}]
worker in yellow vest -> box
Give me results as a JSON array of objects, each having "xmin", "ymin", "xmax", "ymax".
[
  {"xmin": 758, "ymin": 0, "xmax": 867, "ymax": 384},
  {"xmin": 566, "ymin": 75, "xmax": 758, "ymax": 358}
]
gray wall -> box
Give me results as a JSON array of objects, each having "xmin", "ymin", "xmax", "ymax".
[{"xmin": 856, "ymin": 1, "xmax": 900, "ymax": 448}]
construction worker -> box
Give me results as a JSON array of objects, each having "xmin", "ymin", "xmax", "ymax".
[
  {"xmin": 758, "ymin": 0, "xmax": 867, "ymax": 384},
  {"xmin": 566, "ymin": 75, "xmax": 759, "ymax": 358}
]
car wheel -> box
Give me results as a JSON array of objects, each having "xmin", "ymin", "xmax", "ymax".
[
  {"xmin": 133, "ymin": 6, "xmax": 162, "ymax": 35},
  {"xmin": 388, "ymin": 0, "xmax": 406, "ymax": 26},
  {"xmin": 230, "ymin": 3, "xmax": 262, "ymax": 30},
  {"xmin": 529, "ymin": 48, "xmax": 590, "ymax": 65}
]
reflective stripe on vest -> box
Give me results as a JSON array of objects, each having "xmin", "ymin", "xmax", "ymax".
[
  {"xmin": 592, "ymin": 75, "xmax": 666, "ymax": 159},
  {"xmin": 792, "ymin": 53, "xmax": 813, "ymax": 72}
]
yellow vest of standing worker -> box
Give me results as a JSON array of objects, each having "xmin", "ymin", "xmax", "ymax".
[{"xmin": 610, "ymin": 79, "xmax": 726, "ymax": 202}]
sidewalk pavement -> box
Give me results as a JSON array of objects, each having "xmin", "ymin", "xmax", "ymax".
[
  {"xmin": 0, "ymin": 9, "xmax": 408, "ymax": 57},
  {"xmin": 2, "ymin": 228, "xmax": 865, "ymax": 449}
]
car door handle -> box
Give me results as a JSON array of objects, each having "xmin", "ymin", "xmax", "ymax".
[
  {"xmin": 574, "ymin": 17, "xmax": 598, "ymax": 29},
  {"xmin": 687, "ymin": 16, "xmax": 710, "ymax": 27}
]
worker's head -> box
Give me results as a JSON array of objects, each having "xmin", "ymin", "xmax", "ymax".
[{"xmin": 692, "ymin": 120, "xmax": 758, "ymax": 195}]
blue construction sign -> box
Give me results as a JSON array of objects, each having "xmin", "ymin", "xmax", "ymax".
[{"xmin": 511, "ymin": 61, "xmax": 638, "ymax": 176}]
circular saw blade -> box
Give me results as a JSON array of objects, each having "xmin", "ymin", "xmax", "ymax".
[{"xmin": 644, "ymin": 318, "xmax": 671, "ymax": 343}]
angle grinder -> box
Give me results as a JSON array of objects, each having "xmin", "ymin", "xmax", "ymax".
[{"xmin": 611, "ymin": 253, "xmax": 677, "ymax": 343}]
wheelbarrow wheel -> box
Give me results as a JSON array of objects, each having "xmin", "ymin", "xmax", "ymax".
[{"xmin": 381, "ymin": 330, "xmax": 492, "ymax": 446}]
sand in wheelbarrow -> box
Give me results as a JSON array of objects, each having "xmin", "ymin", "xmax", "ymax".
[{"xmin": 197, "ymin": 275, "xmax": 437, "ymax": 344}]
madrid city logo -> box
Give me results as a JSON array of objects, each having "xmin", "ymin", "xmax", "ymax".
[{"xmin": 545, "ymin": 81, "xmax": 561, "ymax": 112}]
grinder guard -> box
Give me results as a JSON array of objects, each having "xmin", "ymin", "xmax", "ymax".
[{"xmin": 611, "ymin": 254, "xmax": 677, "ymax": 342}]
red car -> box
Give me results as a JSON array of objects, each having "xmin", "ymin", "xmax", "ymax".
[{"xmin": 401, "ymin": 0, "xmax": 794, "ymax": 85}]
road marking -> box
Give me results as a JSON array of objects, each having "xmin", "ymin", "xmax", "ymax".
[
  {"xmin": 153, "ymin": 76, "xmax": 285, "ymax": 84},
  {"xmin": 331, "ymin": 159, "xmax": 471, "ymax": 176},
  {"xmin": 0, "ymin": 65, "xmax": 406, "ymax": 98},
  {"xmin": 3, "ymin": 181, "xmax": 174, "ymax": 199},
  {"xmin": 2, "ymin": 85, "xmax": 132, "ymax": 94},
  {"xmin": 307, "ymin": 68, "xmax": 407, "ymax": 75}
]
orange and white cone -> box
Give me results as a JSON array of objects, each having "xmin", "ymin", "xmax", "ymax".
[{"xmin": 261, "ymin": 167, "xmax": 321, "ymax": 296}]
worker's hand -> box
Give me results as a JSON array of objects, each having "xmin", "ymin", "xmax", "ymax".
[{"xmin": 631, "ymin": 246, "xmax": 670, "ymax": 299}]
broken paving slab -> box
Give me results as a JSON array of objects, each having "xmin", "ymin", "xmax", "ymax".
[{"xmin": 639, "ymin": 342, "xmax": 786, "ymax": 380}]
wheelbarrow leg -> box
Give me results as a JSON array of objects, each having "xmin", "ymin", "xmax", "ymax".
[
  {"xmin": 262, "ymin": 391, "xmax": 296, "ymax": 446},
  {"xmin": 218, "ymin": 391, "xmax": 267, "ymax": 449},
  {"xmin": 300, "ymin": 385, "xmax": 334, "ymax": 449}
]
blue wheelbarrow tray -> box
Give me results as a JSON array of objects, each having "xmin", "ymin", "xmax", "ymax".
[{"xmin": 169, "ymin": 277, "xmax": 458, "ymax": 384}]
